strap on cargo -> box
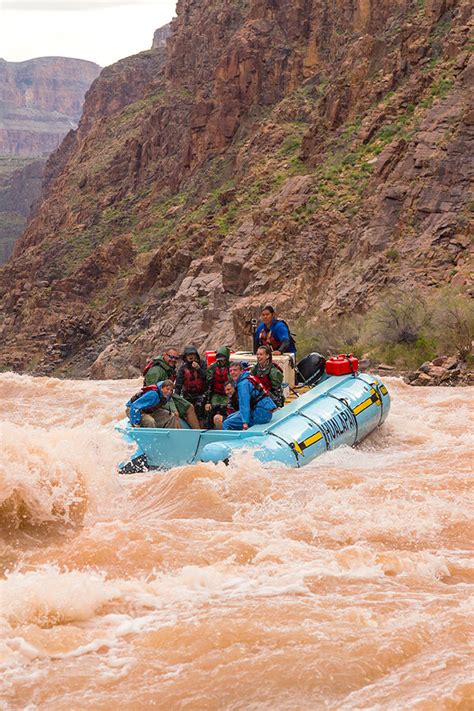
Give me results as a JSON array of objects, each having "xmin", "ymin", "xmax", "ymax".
[{"xmin": 344, "ymin": 354, "xmax": 356, "ymax": 377}]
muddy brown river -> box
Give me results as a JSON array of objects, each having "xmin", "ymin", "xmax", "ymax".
[{"xmin": 0, "ymin": 373, "xmax": 472, "ymax": 709}]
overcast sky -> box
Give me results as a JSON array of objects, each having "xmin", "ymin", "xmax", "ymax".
[{"xmin": 0, "ymin": 0, "xmax": 178, "ymax": 67}]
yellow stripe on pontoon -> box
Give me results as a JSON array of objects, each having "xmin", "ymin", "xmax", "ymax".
[
  {"xmin": 352, "ymin": 388, "xmax": 381, "ymax": 415},
  {"xmin": 353, "ymin": 397, "xmax": 373, "ymax": 415},
  {"xmin": 293, "ymin": 431, "xmax": 324, "ymax": 456},
  {"xmin": 302, "ymin": 432, "xmax": 323, "ymax": 448}
]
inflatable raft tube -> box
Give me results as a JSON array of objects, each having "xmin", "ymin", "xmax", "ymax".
[{"xmin": 117, "ymin": 371, "xmax": 390, "ymax": 472}]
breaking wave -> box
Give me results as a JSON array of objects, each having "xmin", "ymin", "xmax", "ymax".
[{"xmin": 0, "ymin": 373, "xmax": 472, "ymax": 709}]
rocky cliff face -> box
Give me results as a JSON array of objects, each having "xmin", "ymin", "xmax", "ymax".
[
  {"xmin": 0, "ymin": 158, "xmax": 45, "ymax": 263},
  {"xmin": 152, "ymin": 24, "xmax": 171, "ymax": 48},
  {"xmin": 0, "ymin": 1, "xmax": 472, "ymax": 376},
  {"xmin": 0, "ymin": 57, "xmax": 101, "ymax": 156},
  {"xmin": 0, "ymin": 57, "xmax": 100, "ymax": 262}
]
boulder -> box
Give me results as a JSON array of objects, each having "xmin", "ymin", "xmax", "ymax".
[
  {"xmin": 260, "ymin": 175, "xmax": 313, "ymax": 211},
  {"xmin": 407, "ymin": 355, "xmax": 471, "ymax": 387}
]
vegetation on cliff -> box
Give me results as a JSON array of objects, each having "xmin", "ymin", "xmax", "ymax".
[
  {"xmin": 297, "ymin": 285, "xmax": 473, "ymax": 370},
  {"xmin": 0, "ymin": 0, "xmax": 472, "ymax": 377}
]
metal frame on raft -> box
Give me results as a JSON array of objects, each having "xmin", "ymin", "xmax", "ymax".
[{"xmin": 116, "ymin": 367, "xmax": 390, "ymax": 472}]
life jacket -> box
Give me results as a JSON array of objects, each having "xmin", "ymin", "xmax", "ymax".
[
  {"xmin": 252, "ymin": 371, "xmax": 272, "ymax": 391},
  {"xmin": 143, "ymin": 358, "xmax": 157, "ymax": 377},
  {"xmin": 258, "ymin": 319, "xmax": 296, "ymax": 352},
  {"xmin": 129, "ymin": 384, "xmax": 166, "ymax": 414},
  {"xmin": 246, "ymin": 374, "xmax": 271, "ymax": 409},
  {"xmin": 211, "ymin": 365, "xmax": 230, "ymax": 395},
  {"xmin": 181, "ymin": 364, "xmax": 206, "ymax": 396},
  {"xmin": 252, "ymin": 362, "xmax": 283, "ymax": 392},
  {"xmin": 259, "ymin": 331, "xmax": 280, "ymax": 351},
  {"xmin": 143, "ymin": 357, "xmax": 176, "ymax": 382}
]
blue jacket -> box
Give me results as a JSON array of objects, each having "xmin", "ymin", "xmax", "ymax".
[
  {"xmin": 235, "ymin": 372, "xmax": 275, "ymax": 426},
  {"xmin": 255, "ymin": 317, "xmax": 296, "ymax": 355},
  {"xmin": 126, "ymin": 382, "xmax": 171, "ymax": 426}
]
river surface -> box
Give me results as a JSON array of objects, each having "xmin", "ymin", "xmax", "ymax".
[{"xmin": 0, "ymin": 373, "xmax": 472, "ymax": 710}]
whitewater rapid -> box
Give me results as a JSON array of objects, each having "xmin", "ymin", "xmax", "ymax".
[{"xmin": 0, "ymin": 373, "xmax": 472, "ymax": 710}]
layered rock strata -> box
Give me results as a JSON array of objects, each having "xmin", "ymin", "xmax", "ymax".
[
  {"xmin": 152, "ymin": 24, "xmax": 171, "ymax": 49},
  {"xmin": 0, "ymin": 57, "xmax": 101, "ymax": 156},
  {"xmin": 0, "ymin": 56, "xmax": 101, "ymax": 263},
  {"xmin": 0, "ymin": 1, "xmax": 472, "ymax": 376}
]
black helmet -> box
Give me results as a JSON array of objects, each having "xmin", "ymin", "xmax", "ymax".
[{"xmin": 182, "ymin": 345, "xmax": 199, "ymax": 359}]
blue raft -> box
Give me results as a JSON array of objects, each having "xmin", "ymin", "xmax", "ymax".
[{"xmin": 117, "ymin": 370, "xmax": 390, "ymax": 472}]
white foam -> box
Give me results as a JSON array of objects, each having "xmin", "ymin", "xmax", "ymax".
[{"xmin": 0, "ymin": 566, "xmax": 121, "ymax": 627}]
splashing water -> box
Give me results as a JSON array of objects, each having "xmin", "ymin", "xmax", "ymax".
[{"xmin": 0, "ymin": 373, "xmax": 472, "ymax": 709}]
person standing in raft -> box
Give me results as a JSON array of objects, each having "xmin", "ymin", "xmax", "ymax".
[
  {"xmin": 174, "ymin": 346, "xmax": 207, "ymax": 423},
  {"xmin": 126, "ymin": 380, "xmax": 180, "ymax": 428},
  {"xmin": 142, "ymin": 347, "xmax": 200, "ymax": 429},
  {"xmin": 204, "ymin": 346, "xmax": 231, "ymax": 424},
  {"xmin": 251, "ymin": 344, "xmax": 285, "ymax": 408},
  {"xmin": 254, "ymin": 305, "xmax": 296, "ymax": 356},
  {"xmin": 223, "ymin": 361, "xmax": 276, "ymax": 431}
]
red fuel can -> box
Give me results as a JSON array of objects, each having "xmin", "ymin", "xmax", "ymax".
[
  {"xmin": 326, "ymin": 354, "xmax": 359, "ymax": 376},
  {"xmin": 205, "ymin": 351, "xmax": 217, "ymax": 367}
]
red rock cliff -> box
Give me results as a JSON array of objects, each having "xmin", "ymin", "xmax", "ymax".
[
  {"xmin": 0, "ymin": 57, "xmax": 101, "ymax": 156},
  {"xmin": 0, "ymin": 57, "xmax": 101, "ymax": 264},
  {"xmin": 0, "ymin": 0, "xmax": 472, "ymax": 376}
]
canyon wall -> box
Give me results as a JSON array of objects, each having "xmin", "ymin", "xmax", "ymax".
[
  {"xmin": 152, "ymin": 24, "xmax": 171, "ymax": 49},
  {"xmin": 0, "ymin": 1, "xmax": 471, "ymax": 376},
  {"xmin": 0, "ymin": 158, "xmax": 45, "ymax": 263},
  {"xmin": 0, "ymin": 56, "xmax": 101, "ymax": 262},
  {"xmin": 0, "ymin": 57, "xmax": 101, "ymax": 156}
]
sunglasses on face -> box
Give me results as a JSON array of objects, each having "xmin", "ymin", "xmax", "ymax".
[{"xmin": 166, "ymin": 354, "xmax": 179, "ymax": 361}]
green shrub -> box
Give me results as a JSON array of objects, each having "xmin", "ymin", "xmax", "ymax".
[
  {"xmin": 430, "ymin": 288, "xmax": 474, "ymax": 360},
  {"xmin": 279, "ymin": 135, "xmax": 302, "ymax": 156},
  {"xmin": 386, "ymin": 247, "xmax": 400, "ymax": 262},
  {"xmin": 368, "ymin": 337, "xmax": 437, "ymax": 369},
  {"xmin": 295, "ymin": 286, "xmax": 471, "ymax": 370},
  {"xmin": 376, "ymin": 124, "xmax": 398, "ymax": 142},
  {"xmin": 365, "ymin": 290, "xmax": 431, "ymax": 345},
  {"xmin": 295, "ymin": 313, "xmax": 366, "ymax": 359}
]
